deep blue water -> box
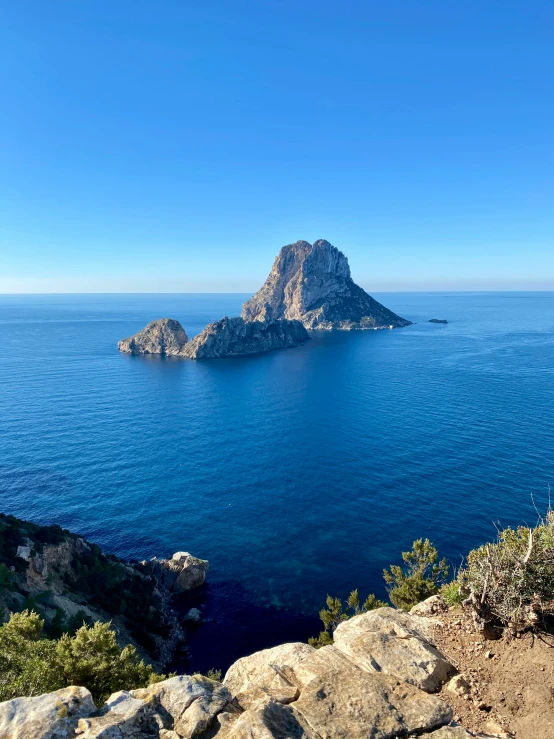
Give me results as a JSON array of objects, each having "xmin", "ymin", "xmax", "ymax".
[{"xmin": 1, "ymin": 292, "xmax": 554, "ymax": 672}]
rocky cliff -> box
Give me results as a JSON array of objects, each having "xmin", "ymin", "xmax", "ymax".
[
  {"xmin": 118, "ymin": 319, "xmax": 189, "ymax": 355},
  {"xmin": 242, "ymin": 239, "xmax": 411, "ymax": 330},
  {"xmin": 182, "ymin": 316, "xmax": 309, "ymax": 359},
  {"xmin": 0, "ymin": 513, "xmax": 207, "ymax": 670},
  {"xmin": 0, "ymin": 601, "xmax": 506, "ymax": 738}
]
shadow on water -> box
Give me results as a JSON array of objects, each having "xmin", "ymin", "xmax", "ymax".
[{"xmin": 170, "ymin": 580, "xmax": 320, "ymax": 675}]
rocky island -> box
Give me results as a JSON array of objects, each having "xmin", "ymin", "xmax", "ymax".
[
  {"xmin": 242, "ymin": 239, "xmax": 412, "ymax": 330},
  {"xmin": 182, "ymin": 316, "xmax": 309, "ymax": 359},
  {"xmin": 117, "ymin": 239, "xmax": 411, "ymax": 360},
  {"xmin": 118, "ymin": 318, "xmax": 189, "ymax": 356}
]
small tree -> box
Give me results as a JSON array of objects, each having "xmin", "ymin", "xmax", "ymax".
[
  {"xmin": 309, "ymin": 589, "xmax": 387, "ymax": 648},
  {"xmin": 383, "ymin": 539, "xmax": 449, "ymax": 611},
  {"xmin": 56, "ymin": 621, "xmax": 166, "ymax": 704}
]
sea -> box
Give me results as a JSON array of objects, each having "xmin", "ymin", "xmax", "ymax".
[{"xmin": 1, "ymin": 292, "xmax": 553, "ymax": 673}]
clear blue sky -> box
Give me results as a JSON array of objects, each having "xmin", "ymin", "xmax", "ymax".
[{"xmin": 1, "ymin": 1, "xmax": 553, "ymax": 292}]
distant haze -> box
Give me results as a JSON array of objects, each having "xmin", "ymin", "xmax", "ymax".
[{"xmin": 1, "ymin": 2, "xmax": 553, "ymax": 293}]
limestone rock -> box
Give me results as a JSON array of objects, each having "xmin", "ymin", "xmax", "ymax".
[
  {"xmin": 222, "ymin": 701, "xmax": 317, "ymax": 739},
  {"xmin": 0, "ymin": 686, "xmax": 95, "ymax": 739},
  {"xmin": 182, "ymin": 316, "xmax": 308, "ymax": 359},
  {"xmin": 183, "ymin": 607, "xmax": 203, "ymax": 623},
  {"xmin": 76, "ymin": 690, "xmax": 158, "ymax": 738},
  {"xmin": 118, "ymin": 318, "xmax": 189, "ymax": 356},
  {"xmin": 332, "ymin": 607, "xmax": 455, "ymax": 692},
  {"xmin": 149, "ymin": 552, "xmax": 209, "ymax": 593},
  {"xmin": 223, "ymin": 642, "xmax": 314, "ymax": 700},
  {"xmin": 131, "ymin": 675, "xmax": 232, "ymax": 737},
  {"xmin": 242, "ymin": 239, "xmax": 411, "ymax": 330},
  {"xmin": 446, "ymin": 674, "xmax": 471, "ymax": 697},
  {"xmin": 292, "ymin": 668, "xmax": 453, "ymax": 739},
  {"xmin": 410, "ymin": 594, "xmax": 448, "ymax": 617}
]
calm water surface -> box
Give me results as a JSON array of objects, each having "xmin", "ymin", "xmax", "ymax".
[{"xmin": 1, "ymin": 292, "xmax": 553, "ymax": 670}]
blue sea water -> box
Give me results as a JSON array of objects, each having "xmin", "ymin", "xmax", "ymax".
[{"xmin": 1, "ymin": 292, "xmax": 554, "ymax": 671}]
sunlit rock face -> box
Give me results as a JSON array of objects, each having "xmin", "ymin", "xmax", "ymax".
[{"xmin": 242, "ymin": 239, "xmax": 411, "ymax": 330}]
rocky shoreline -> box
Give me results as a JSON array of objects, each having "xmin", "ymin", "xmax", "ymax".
[
  {"xmin": 0, "ymin": 597, "xmax": 508, "ymax": 738},
  {"xmin": 0, "ymin": 513, "xmax": 208, "ymax": 671}
]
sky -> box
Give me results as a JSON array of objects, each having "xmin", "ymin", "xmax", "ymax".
[{"xmin": 1, "ymin": 1, "xmax": 553, "ymax": 293}]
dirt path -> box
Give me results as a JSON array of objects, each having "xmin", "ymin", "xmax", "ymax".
[{"xmin": 432, "ymin": 607, "xmax": 554, "ymax": 738}]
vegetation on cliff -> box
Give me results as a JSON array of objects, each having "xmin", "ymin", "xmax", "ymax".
[
  {"xmin": 0, "ymin": 513, "xmax": 170, "ymax": 660},
  {"xmin": 0, "ymin": 610, "xmax": 166, "ymax": 703}
]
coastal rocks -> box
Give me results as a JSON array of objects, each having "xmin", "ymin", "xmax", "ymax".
[
  {"xmin": 291, "ymin": 669, "xmax": 453, "ymax": 738},
  {"xmin": 241, "ymin": 239, "xmax": 411, "ymax": 330},
  {"xmin": 149, "ymin": 552, "xmax": 209, "ymax": 593},
  {"xmin": 182, "ymin": 316, "xmax": 309, "ymax": 359},
  {"xmin": 76, "ymin": 690, "xmax": 158, "ymax": 738},
  {"xmin": 131, "ymin": 675, "xmax": 233, "ymax": 737},
  {"xmin": 118, "ymin": 318, "xmax": 189, "ymax": 356},
  {"xmin": 76, "ymin": 676, "xmax": 233, "ymax": 739},
  {"xmin": 223, "ymin": 642, "xmax": 314, "ymax": 707},
  {"xmin": 332, "ymin": 607, "xmax": 454, "ymax": 692},
  {"xmin": 0, "ymin": 686, "xmax": 95, "ymax": 739}
]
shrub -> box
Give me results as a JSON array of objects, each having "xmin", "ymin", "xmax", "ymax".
[
  {"xmin": 439, "ymin": 579, "xmax": 464, "ymax": 607},
  {"xmin": 0, "ymin": 611, "xmax": 63, "ymax": 701},
  {"xmin": 56, "ymin": 621, "xmax": 166, "ymax": 703},
  {"xmin": 462, "ymin": 512, "xmax": 554, "ymax": 636},
  {"xmin": 383, "ymin": 539, "xmax": 449, "ymax": 611},
  {"xmin": 0, "ymin": 610, "xmax": 166, "ymax": 704},
  {"xmin": 309, "ymin": 589, "xmax": 387, "ymax": 648}
]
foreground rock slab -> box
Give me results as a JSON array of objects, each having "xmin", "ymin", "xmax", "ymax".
[
  {"xmin": 132, "ymin": 675, "xmax": 233, "ymax": 737},
  {"xmin": 0, "ymin": 686, "xmax": 95, "ymax": 739},
  {"xmin": 242, "ymin": 239, "xmax": 411, "ymax": 330},
  {"xmin": 182, "ymin": 316, "xmax": 309, "ymax": 359},
  {"xmin": 118, "ymin": 318, "xmax": 189, "ymax": 356},
  {"xmin": 333, "ymin": 607, "xmax": 455, "ymax": 692}
]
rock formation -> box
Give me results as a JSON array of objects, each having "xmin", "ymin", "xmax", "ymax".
[
  {"xmin": 242, "ymin": 239, "xmax": 411, "ymax": 330},
  {"xmin": 0, "ymin": 604, "xmax": 508, "ymax": 739},
  {"xmin": 118, "ymin": 318, "xmax": 189, "ymax": 355},
  {"xmin": 181, "ymin": 316, "xmax": 309, "ymax": 359},
  {"xmin": 147, "ymin": 552, "xmax": 209, "ymax": 593},
  {"xmin": 0, "ymin": 513, "xmax": 206, "ymax": 671},
  {"xmin": 1, "ymin": 603, "xmax": 504, "ymax": 738}
]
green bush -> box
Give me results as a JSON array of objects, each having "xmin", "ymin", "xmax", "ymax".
[
  {"xmin": 0, "ymin": 610, "xmax": 166, "ymax": 704},
  {"xmin": 462, "ymin": 512, "xmax": 554, "ymax": 634},
  {"xmin": 383, "ymin": 539, "xmax": 449, "ymax": 611},
  {"xmin": 309, "ymin": 589, "xmax": 387, "ymax": 648},
  {"xmin": 439, "ymin": 579, "xmax": 464, "ymax": 607}
]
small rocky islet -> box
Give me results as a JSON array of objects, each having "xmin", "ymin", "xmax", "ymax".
[{"xmin": 118, "ymin": 239, "xmax": 412, "ymax": 360}]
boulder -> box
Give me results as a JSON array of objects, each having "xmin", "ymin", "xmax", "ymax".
[
  {"xmin": 223, "ymin": 642, "xmax": 314, "ymax": 703},
  {"xmin": 426, "ymin": 729, "xmax": 476, "ymax": 738},
  {"xmin": 131, "ymin": 674, "xmax": 232, "ymax": 737},
  {"xmin": 183, "ymin": 607, "xmax": 203, "ymax": 624},
  {"xmin": 76, "ymin": 690, "xmax": 158, "ymax": 738},
  {"xmin": 332, "ymin": 607, "xmax": 455, "ymax": 692},
  {"xmin": 410, "ymin": 594, "xmax": 448, "ymax": 617},
  {"xmin": 292, "ymin": 668, "xmax": 453, "ymax": 739},
  {"xmin": 446, "ymin": 674, "xmax": 471, "ymax": 697},
  {"xmin": 0, "ymin": 686, "xmax": 95, "ymax": 739},
  {"xmin": 222, "ymin": 701, "xmax": 317, "ymax": 739},
  {"xmin": 149, "ymin": 552, "xmax": 209, "ymax": 593},
  {"xmin": 242, "ymin": 239, "xmax": 411, "ymax": 330},
  {"xmin": 182, "ymin": 316, "xmax": 308, "ymax": 359},
  {"xmin": 118, "ymin": 318, "xmax": 189, "ymax": 356}
]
